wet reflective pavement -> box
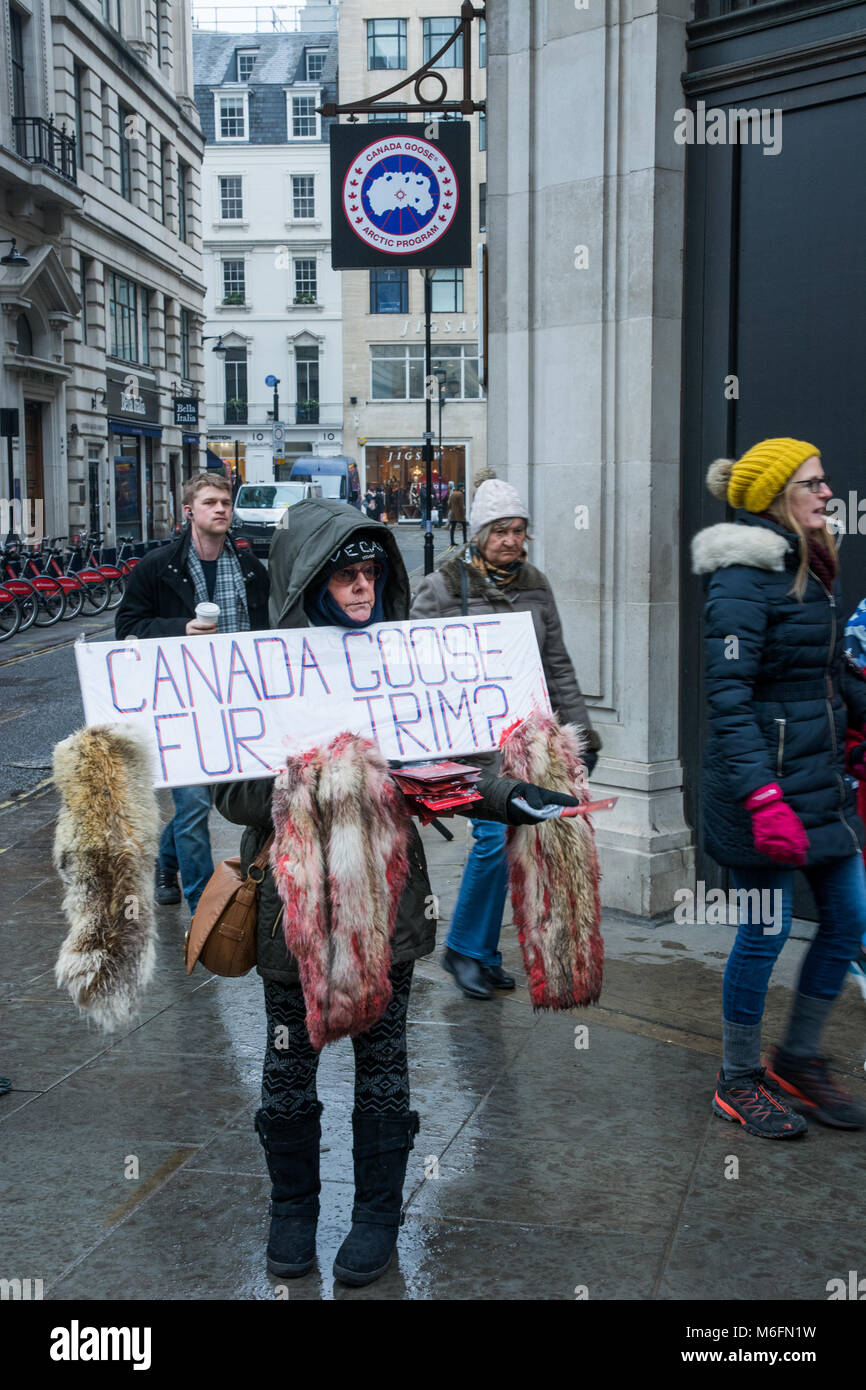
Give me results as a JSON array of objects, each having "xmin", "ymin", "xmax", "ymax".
[{"xmin": 2, "ymin": 784, "xmax": 866, "ymax": 1301}]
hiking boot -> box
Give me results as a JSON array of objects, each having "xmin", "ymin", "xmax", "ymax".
[
  {"xmin": 766, "ymin": 1048, "xmax": 866, "ymax": 1130},
  {"xmin": 712, "ymin": 1067, "xmax": 807, "ymax": 1139},
  {"xmin": 154, "ymin": 865, "xmax": 182, "ymax": 905}
]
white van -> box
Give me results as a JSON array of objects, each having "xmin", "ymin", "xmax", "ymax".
[{"xmin": 232, "ymin": 480, "xmax": 322, "ymax": 556}]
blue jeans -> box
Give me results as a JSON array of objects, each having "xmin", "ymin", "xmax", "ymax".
[
  {"xmin": 158, "ymin": 784, "xmax": 215, "ymax": 915},
  {"xmin": 446, "ymin": 819, "xmax": 509, "ymax": 968},
  {"xmin": 724, "ymin": 856, "xmax": 866, "ymax": 1025}
]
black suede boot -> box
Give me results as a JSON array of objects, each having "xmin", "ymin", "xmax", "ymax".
[
  {"xmin": 333, "ymin": 1110, "xmax": 420, "ymax": 1288},
  {"xmin": 254, "ymin": 1104, "xmax": 323, "ymax": 1277}
]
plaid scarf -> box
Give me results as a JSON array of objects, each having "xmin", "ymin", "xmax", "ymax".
[{"xmin": 186, "ymin": 541, "xmax": 250, "ymax": 633}]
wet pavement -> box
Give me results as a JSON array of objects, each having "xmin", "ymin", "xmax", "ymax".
[{"xmin": 2, "ymin": 778, "xmax": 866, "ymax": 1302}]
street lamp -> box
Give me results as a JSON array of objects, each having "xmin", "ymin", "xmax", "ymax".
[
  {"xmin": 419, "ymin": 268, "xmax": 435, "ymax": 574},
  {"xmin": 0, "ymin": 239, "xmax": 29, "ymax": 267},
  {"xmin": 433, "ymin": 366, "xmax": 447, "ymax": 526},
  {"xmin": 202, "ymin": 335, "xmax": 228, "ymax": 355}
]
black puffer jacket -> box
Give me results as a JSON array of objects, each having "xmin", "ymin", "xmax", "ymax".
[
  {"xmin": 214, "ymin": 499, "xmax": 521, "ymax": 985},
  {"xmin": 692, "ymin": 513, "xmax": 866, "ymax": 867}
]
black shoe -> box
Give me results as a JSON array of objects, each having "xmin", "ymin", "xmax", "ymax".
[
  {"xmin": 154, "ymin": 864, "xmax": 181, "ymax": 905},
  {"xmin": 766, "ymin": 1048, "xmax": 866, "ymax": 1130},
  {"xmin": 441, "ymin": 947, "xmax": 493, "ymax": 999},
  {"xmin": 485, "ymin": 964, "xmax": 516, "ymax": 990},
  {"xmin": 333, "ymin": 1111, "xmax": 419, "ymax": 1288},
  {"xmin": 712, "ymin": 1066, "xmax": 807, "ymax": 1139},
  {"xmin": 255, "ymin": 1106, "xmax": 322, "ymax": 1277}
]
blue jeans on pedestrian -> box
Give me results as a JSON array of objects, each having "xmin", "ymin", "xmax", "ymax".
[
  {"xmin": 158, "ymin": 784, "xmax": 215, "ymax": 915},
  {"xmin": 724, "ymin": 856, "xmax": 866, "ymax": 1025},
  {"xmin": 418, "ymin": 508, "xmax": 428, "ymax": 529},
  {"xmin": 446, "ymin": 819, "xmax": 509, "ymax": 968}
]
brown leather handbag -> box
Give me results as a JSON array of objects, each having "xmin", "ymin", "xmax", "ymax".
[{"xmin": 184, "ymin": 834, "xmax": 274, "ymax": 977}]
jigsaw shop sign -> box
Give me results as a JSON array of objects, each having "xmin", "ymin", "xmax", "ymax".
[
  {"xmin": 74, "ymin": 613, "xmax": 550, "ymax": 789},
  {"xmin": 330, "ymin": 122, "xmax": 471, "ymax": 269}
]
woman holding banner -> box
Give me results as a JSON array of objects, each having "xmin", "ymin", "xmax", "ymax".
[{"xmin": 214, "ymin": 497, "xmax": 578, "ymax": 1288}]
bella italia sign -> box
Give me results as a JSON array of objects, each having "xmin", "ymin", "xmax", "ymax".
[{"xmin": 74, "ymin": 613, "xmax": 551, "ymax": 788}]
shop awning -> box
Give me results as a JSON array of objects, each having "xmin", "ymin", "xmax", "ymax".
[{"xmin": 108, "ymin": 418, "xmax": 163, "ymax": 439}]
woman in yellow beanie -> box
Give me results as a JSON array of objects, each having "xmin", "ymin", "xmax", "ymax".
[{"xmin": 692, "ymin": 439, "xmax": 866, "ymax": 1138}]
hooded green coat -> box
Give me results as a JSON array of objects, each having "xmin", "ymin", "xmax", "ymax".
[{"xmin": 214, "ymin": 498, "xmax": 521, "ymax": 984}]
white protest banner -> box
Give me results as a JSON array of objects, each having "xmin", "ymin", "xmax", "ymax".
[{"xmin": 74, "ymin": 612, "xmax": 551, "ymax": 788}]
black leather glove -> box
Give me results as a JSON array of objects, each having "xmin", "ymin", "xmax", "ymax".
[
  {"xmin": 506, "ymin": 782, "xmax": 580, "ymax": 825},
  {"xmin": 584, "ymin": 750, "xmax": 598, "ymax": 778}
]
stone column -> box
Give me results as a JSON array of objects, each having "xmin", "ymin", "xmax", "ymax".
[
  {"xmin": 164, "ymin": 296, "xmax": 180, "ymax": 378},
  {"xmin": 101, "ymin": 85, "xmax": 120, "ymax": 195},
  {"xmin": 163, "ymin": 139, "xmax": 179, "ymax": 237},
  {"xmin": 146, "ymin": 124, "xmax": 160, "ymax": 221},
  {"xmin": 487, "ymin": 0, "xmax": 694, "ymax": 916}
]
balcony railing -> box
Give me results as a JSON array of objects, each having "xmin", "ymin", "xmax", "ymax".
[
  {"xmin": 296, "ymin": 402, "xmax": 319, "ymax": 424},
  {"xmin": 225, "ymin": 402, "xmax": 248, "ymax": 424},
  {"xmin": 12, "ymin": 116, "xmax": 77, "ymax": 184}
]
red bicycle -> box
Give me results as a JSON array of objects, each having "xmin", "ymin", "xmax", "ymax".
[
  {"xmin": 39, "ymin": 537, "xmax": 110, "ymax": 617},
  {"xmin": 1, "ymin": 541, "xmax": 65, "ymax": 627},
  {"xmin": 0, "ymin": 581, "xmax": 22, "ymax": 641}
]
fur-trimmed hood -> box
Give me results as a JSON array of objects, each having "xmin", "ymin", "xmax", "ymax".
[{"xmin": 691, "ymin": 517, "xmax": 793, "ymax": 576}]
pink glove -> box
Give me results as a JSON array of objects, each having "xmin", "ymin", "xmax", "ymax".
[{"xmin": 745, "ymin": 783, "xmax": 810, "ymax": 866}]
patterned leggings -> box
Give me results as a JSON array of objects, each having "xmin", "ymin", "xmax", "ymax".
[{"xmin": 260, "ymin": 962, "xmax": 414, "ymax": 1120}]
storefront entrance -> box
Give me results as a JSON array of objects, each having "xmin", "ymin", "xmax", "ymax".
[
  {"xmin": 24, "ymin": 400, "xmax": 43, "ymax": 505},
  {"xmin": 365, "ymin": 444, "xmax": 465, "ymax": 517}
]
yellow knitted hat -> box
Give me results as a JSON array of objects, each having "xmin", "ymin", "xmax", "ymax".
[{"xmin": 706, "ymin": 438, "xmax": 820, "ymax": 513}]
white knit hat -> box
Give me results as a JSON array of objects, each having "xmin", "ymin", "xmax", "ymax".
[{"xmin": 468, "ymin": 479, "xmax": 530, "ymax": 537}]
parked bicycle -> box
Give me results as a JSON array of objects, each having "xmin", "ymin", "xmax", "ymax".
[
  {"xmin": 1, "ymin": 541, "xmax": 65, "ymax": 627},
  {"xmin": 0, "ymin": 580, "xmax": 22, "ymax": 641}
]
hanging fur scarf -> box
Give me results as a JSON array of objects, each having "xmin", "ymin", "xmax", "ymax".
[
  {"xmin": 500, "ymin": 712, "xmax": 603, "ymax": 1009},
  {"xmin": 270, "ymin": 731, "xmax": 410, "ymax": 1051},
  {"xmin": 52, "ymin": 726, "xmax": 159, "ymax": 1031}
]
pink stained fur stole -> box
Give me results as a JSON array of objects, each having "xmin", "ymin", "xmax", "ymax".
[{"xmin": 269, "ymin": 732, "xmax": 410, "ymax": 1049}]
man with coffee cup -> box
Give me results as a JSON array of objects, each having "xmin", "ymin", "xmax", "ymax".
[{"xmin": 116, "ymin": 472, "xmax": 269, "ymax": 914}]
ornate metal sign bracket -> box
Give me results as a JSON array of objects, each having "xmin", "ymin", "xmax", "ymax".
[{"xmin": 319, "ymin": 1, "xmax": 486, "ymax": 119}]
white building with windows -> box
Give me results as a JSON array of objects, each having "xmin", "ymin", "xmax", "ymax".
[
  {"xmin": 2, "ymin": 0, "xmax": 206, "ymax": 542},
  {"xmin": 193, "ymin": 21, "xmax": 343, "ymax": 484},
  {"xmin": 336, "ymin": 1, "xmax": 486, "ymax": 509}
]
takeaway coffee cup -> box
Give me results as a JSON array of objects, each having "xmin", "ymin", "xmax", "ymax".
[{"xmin": 195, "ymin": 602, "xmax": 220, "ymax": 626}]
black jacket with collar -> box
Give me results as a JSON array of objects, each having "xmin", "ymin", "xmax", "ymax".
[{"xmin": 114, "ymin": 528, "xmax": 270, "ymax": 640}]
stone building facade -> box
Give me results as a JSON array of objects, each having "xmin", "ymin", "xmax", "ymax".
[
  {"xmin": 336, "ymin": 0, "xmax": 487, "ymax": 508},
  {"xmin": 193, "ymin": 21, "xmax": 342, "ymax": 483},
  {"xmin": 1, "ymin": 0, "xmax": 206, "ymax": 545},
  {"xmin": 487, "ymin": 1, "xmax": 693, "ymax": 915}
]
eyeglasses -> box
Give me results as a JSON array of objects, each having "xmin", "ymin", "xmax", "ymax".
[
  {"xmin": 330, "ymin": 562, "xmax": 382, "ymax": 585},
  {"xmin": 793, "ymin": 477, "xmax": 832, "ymax": 494}
]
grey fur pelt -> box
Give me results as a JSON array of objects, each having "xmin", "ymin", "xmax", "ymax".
[{"xmin": 52, "ymin": 726, "xmax": 159, "ymax": 1031}]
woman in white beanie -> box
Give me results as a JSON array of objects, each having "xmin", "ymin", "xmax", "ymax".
[{"xmin": 410, "ymin": 479, "xmax": 602, "ymax": 998}]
